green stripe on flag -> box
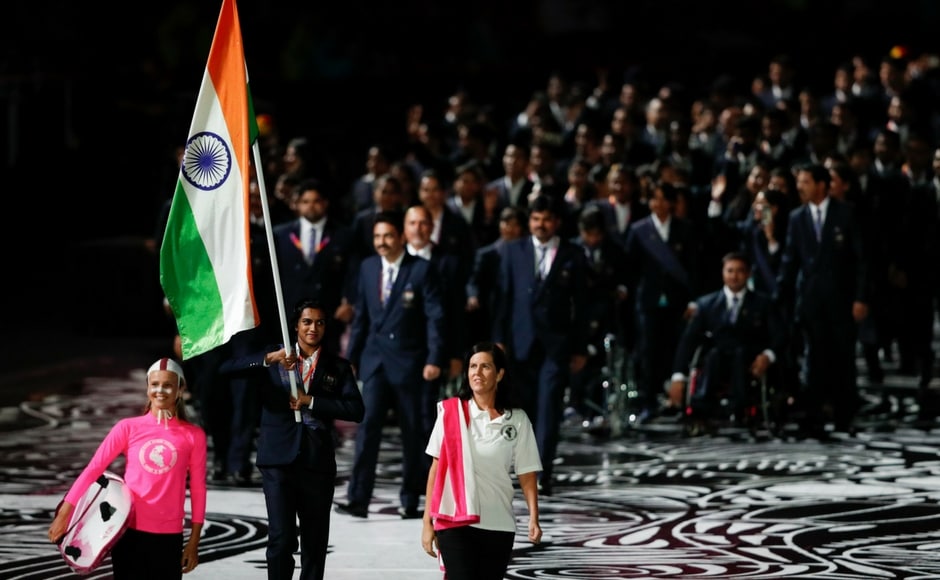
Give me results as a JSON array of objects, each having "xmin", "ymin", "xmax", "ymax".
[{"xmin": 160, "ymin": 182, "xmax": 225, "ymax": 358}]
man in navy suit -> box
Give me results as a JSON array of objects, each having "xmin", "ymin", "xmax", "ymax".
[
  {"xmin": 219, "ymin": 299, "xmax": 364, "ymax": 580},
  {"xmin": 670, "ymin": 252, "xmax": 783, "ymax": 428},
  {"xmin": 493, "ymin": 194, "xmax": 589, "ymax": 494},
  {"xmin": 337, "ymin": 210, "xmax": 446, "ymax": 518},
  {"xmin": 586, "ymin": 163, "xmax": 649, "ymax": 359},
  {"xmin": 487, "ymin": 142, "xmax": 536, "ymax": 211},
  {"xmin": 568, "ymin": 207, "xmax": 629, "ymax": 429},
  {"xmin": 624, "ymin": 181, "xmax": 700, "ymax": 423},
  {"xmin": 465, "ymin": 206, "xmax": 527, "ymax": 346},
  {"xmin": 273, "ymin": 179, "xmax": 356, "ymax": 355},
  {"xmin": 775, "ymin": 163, "xmax": 869, "ymax": 436}
]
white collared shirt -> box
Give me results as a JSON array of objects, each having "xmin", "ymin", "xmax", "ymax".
[
  {"xmin": 507, "ymin": 176, "xmax": 525, "ymax": 206},
  {"xmin": 425, "ymin": 398, "xmax": 542, "ymax": 532},
  {"xmin": 614, "ymin": 202, "xmax": 631, "ymax": 233},
  {"xmin": 810, "ymin": 196, "xmax": 830, "ymax": 228},
  {"xmin": 722, "ymin": 287, "xmax": 744, "ymax": 312},
  {"xmin": 407, "ymin": 243, "xmax": 433, "ymax": 261},
  {"xmin": 532, "ymin": 235, "xmax": 559, "ymax": 277},
  {"xmin": 381, "ymin": 253, "xmax": 405, "ymax": 292},
  {"xmin": 453, "ymin": 197, "xmax": 476, "ymax": 224},
  {"xmin": 300, "ymin": 216, "xmax": 327, "ymax": 257},
  {"xmin": 651, "ymin": 213, "xmax": 670, "ymax": 242}
]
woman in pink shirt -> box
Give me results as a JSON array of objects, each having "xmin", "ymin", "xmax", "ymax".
[{"xmin": 48, "ymin": 358, "xmax": 208, "ymax": 578}]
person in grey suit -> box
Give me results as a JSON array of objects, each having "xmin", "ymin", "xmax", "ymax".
[
  {"xmin": 336, "ymin": 210, "xmax": 446, "ymax": 518},
  {"xmin": 775, "ymin": 163, "xmax": 869, "ymax": 437},
  {"xmin": 218, "ymin": 299, "xmax": 364, "ymax": 580},
  {"xmin": 492, "ymin": 194, "xmax": 589, "ymax": 495}
]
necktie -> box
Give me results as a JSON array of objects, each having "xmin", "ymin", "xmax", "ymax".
[
  {"xmin": 813, "ymin": 207, "xmax": 822, "ymax": 241},
  {"xmin": 536, "ymin": 245, "xmax": 548, "ymax": 280},
  {"xmin": 728, "ymin": 295, "xmax": 740, "ymax": 325},
  {"xmin": 382, "ymin": 266, "xmax": 394, "ymax": 304}
]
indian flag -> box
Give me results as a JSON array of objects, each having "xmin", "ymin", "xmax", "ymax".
[{"xmin": 160, "ymin": 0, "xmax": 259, "ymax": 360}]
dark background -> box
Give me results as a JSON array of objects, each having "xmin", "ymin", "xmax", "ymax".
[{"xmin": 3, "ymin": 0, "xmax": 939, "ymax": 340}]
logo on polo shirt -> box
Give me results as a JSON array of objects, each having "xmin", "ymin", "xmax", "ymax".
[{"xmin": 139, "ymin": 439, "xmax": 179, "ymax": 474}]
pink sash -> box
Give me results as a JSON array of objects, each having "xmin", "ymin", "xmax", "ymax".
[{"xmin": 430, "ymin": 398, "xmax": 480, "ymax": 531}]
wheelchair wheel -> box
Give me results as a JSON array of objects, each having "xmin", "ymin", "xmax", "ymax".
[{"xmin": 755, "ymin": 376, "xmax": 790, "ymax": 437}]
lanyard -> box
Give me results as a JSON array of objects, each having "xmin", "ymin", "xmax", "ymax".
[{"xmin": 300, "ymin": 349, "xmax": 320, "ymax": 389}]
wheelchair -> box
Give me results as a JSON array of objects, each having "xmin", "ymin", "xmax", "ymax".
[
  {"xmin": 572, "ymin": 333, "xmax": 635, "ymax": 439},
  {"xmin": 678, "ymin": 338, "xmax": 790, "ymax": 438}
]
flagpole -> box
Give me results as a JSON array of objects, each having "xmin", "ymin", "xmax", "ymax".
[{"xmin": 252, "ymin": 143, "xmax": 302, "ymax": 422}]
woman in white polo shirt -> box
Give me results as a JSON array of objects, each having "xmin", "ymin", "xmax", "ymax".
[{"xmin": 421, "ymin": 341, "xmax": 542, "ymax": 580}]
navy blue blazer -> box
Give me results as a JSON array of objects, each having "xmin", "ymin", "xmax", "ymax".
[
  {"xmin": 571, "ymin": 236, "xmax": 629, "ymax": 342},
  {"xmin": 273, "ymin": 218, "xmax": 356, "ymax": 315},
  {"xmin": 446, "ymin": 196, "xmax": 498, "ymax": 249},
  {"xmin": 488, "ymin": 176, "xmax": 535, "ymax": 210},
  {"xmin": 672, "ymin": 289, "xmax": 783, "ymax": 374},
  {"xmin": 585, "ymin": 198, "xmax": 649, "ymax": 249},
  {"xmin": 492, "ymin": 237, "xmax": 589, "ymax": 360},
  {"xmin": 346, "ymin": 253, "xmax": 446, "ymax": 384},
  {"xmin": 466, "ymin": 239, "xmax": 504, "ymax": 309},
  {"xmin": 427, "ymin": 245, "xmax": 470, "ymax": 360},
  {"xmin": 624, "ymin": 215, "xmax": 700, "ymax": 312},
  {"xmin": 434, "ymin": 206, "xmax": 477, "ymax": 263},
  {"xmin": 775, "ymin": 197, "xmax": 868, "ymax": 321},
  {"xmin": 219, "ymin": 347, "xmax": 364, "ymax": 467}
]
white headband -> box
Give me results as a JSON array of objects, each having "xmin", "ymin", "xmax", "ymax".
[{"xmin": 147, "ymin": 358, "xmax": 186, "ymax": 386}]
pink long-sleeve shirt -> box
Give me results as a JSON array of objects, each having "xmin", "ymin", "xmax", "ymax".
[{"xmin": 64, "ymin": 414, "xmax": 207, "ymax": 534}]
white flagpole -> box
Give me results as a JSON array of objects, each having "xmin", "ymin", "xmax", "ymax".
[{"xmin": 251, "ymin": 142, "xmax": 301, "ymax": 422}]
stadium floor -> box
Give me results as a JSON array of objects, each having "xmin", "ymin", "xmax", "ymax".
[{"xmin": 2, "ymin": 324, "xmax": 940, "ymax": 579}]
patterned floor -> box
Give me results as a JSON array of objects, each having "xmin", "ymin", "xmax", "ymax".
[{"xmin": 2, "ymin": 336, "xmax": 940, "ymax": 579}]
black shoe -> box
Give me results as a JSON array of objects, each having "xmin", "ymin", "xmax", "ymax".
[
  {"xmin": 397, "ymin": 506, "xmax": 422, "ymax": 519},
  {"xmin": 211, "ymin": 469, "xmax": 228, "ymax": 483},
  {"xmin": 797, "ymin": 422, "xmax": 830, "ymax": 441},
  {"xmin": 334, "ymin": 502, "xmax": 368, "ymax": 518}
]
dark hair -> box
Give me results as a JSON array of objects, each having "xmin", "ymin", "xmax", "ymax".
[
  {"xmin": 455, "ymin": 160, "xmax": 485, "ymax": 181},
  {"xmin": 588, "ymin": 163, "xmax": 609, "ymax": 185},
  {"xmin": 721, "ymin": 251, "xmax": 751, "ymax": 271},
  {"xmin": 499, "ymin": 205, "xmax": 527, "ymax": 224},
  {"xmin": 374, "ymin": 173, "xmax": 403, "ymax": 195},
  {"xmin": 373, "ymin": 209, "xmax": 405, "ymax": 235},
  {"xmin": 296, "ymin": 178, "xmax": 329, "ymax": 202},
  {"xmin": 796, "ymin": 162, "xmax": 831, "ymax": 186},
  {"xmin": 528, "ymin": 193, "xmax": 561, "ymax": 217},
  {"xmin": 290, "ymin": 298, "xmax": 327, "ymax": 329},
  {"xmin": 456, "ymin": 342, "xmax": 517, "ymax": 413},
  {"xmin": 828, "ymin": 161, "xmax": 855, "ymax": 189},
  {"xmin": 762, "ymin": 187, "xmax": 788, "ymax": 209},
  {"xmin": 578, "ymin": 205, "xmax": 607, "ymax": 232},
  {"xmin": 656, "ymin": 181, "xmax": 679, "ymax": 204},
  {"xmin": 768, "ymin": 166, "xmax": 796, "ymax": 195}
]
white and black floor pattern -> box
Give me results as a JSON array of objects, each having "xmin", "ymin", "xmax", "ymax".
[{"xmin": 2, "ymin": 335, "xmax": 940, "ymax": 579}]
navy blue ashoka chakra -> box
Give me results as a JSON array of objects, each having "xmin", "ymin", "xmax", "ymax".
[{"xmin": 182, "ymin": 131, "xmax": 232, "ymax": 191}]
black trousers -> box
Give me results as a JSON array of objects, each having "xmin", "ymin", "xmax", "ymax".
[
  {"xmin": 260, "ymin": 428, "xmax": 336, "ymax": 580},
  {"xmin": 110, "ymin": 528, "xmax": 183, "ymax": 580},
  {"xmin": 436, "ymin": 526, "xmax": 515, "ymax": 580}
]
